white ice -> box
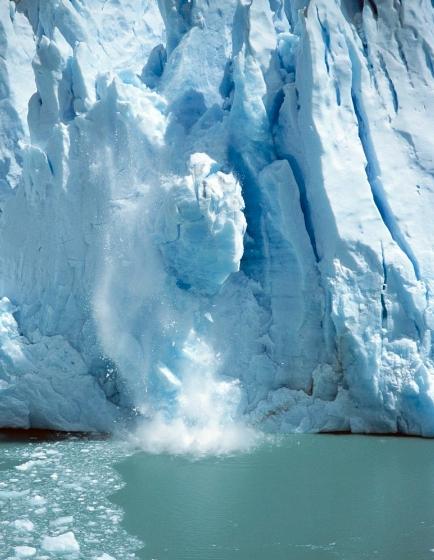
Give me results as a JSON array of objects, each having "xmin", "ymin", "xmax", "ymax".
[{"xmin": 0, "ymin": 0, "xmax": 433, "ymax": 440}]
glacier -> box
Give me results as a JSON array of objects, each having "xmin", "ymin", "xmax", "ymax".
[{"xmin": 0, "ymin": 0, "xmax": 434, "ymax": 439}]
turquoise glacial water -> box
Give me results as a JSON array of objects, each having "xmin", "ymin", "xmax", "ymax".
[{"xmin": 1, "ymin": 434, "xmax": 434, "ymax": 559}]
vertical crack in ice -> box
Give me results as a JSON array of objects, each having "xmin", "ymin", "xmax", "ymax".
[
  {"xmin": 394, "ymin": 31, "xmax": 411, "ymax": 76},
  {"xmin": 315, "ymin": 7, "xmax": 332, "ymax": 74},
  {"xmin": 284, "ymin": 154, "xmax": 320, "ymax": 263},
  {"xmin": 422, "ymin": 39, "xmax": 434, "ymax": 80},
  {"xmin": 228, "ymin": 146, "xmax": 273, "ymax": 302},
  {"xmin": 378, "ymin": 53, "xmax": 399, "ymax": 113},
  {"xmin": 380, "ymin": 243, "xmax": 388, "ymax": 329},
  {"xmin": 348, "ymin": 42, "xmax": 421, "ymax": 280},
  {"xmin": 270, "ymin": 26, "xmax": 320, "ymax": 263}
]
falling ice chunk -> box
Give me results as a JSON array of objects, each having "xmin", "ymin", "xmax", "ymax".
[{"xmin": 157, "ymin": 363, "xmax": 182, "ymax": 387}]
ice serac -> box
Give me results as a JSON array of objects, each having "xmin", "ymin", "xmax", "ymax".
[{"xmin": 0, "ymin": 0, "xmax": 433, "ymax": 438}]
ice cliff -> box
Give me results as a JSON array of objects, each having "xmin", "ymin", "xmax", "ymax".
[{"xmin": 0, "ymin": 0, "xmax": 434, "ymax": 438}]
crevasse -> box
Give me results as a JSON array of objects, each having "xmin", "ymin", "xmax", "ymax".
[{"xmin": 0, "ymin": 0, "xmax": 434, "ymax": 439}]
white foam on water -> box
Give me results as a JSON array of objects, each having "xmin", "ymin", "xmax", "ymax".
[
  {"xmin": 131, "ymin": 329, "xmax": 262, "ymax": 457},
  {"xmin": 132, "ymin": 390, "xmax": 260, "ymax": 457}
]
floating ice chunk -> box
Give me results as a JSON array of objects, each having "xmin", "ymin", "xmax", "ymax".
[
  {"xmin": 29, "ymin": 495, "xmax": 46, "ymax": 506},
  {"xmin": 0, "ymin": 489, "xmax": 30, "ymax": 499},
  {"xmin": 13, "ymin": 546, "xmax": 36, "ymax": 558},
  {"xmin": 30, "ymin": 452, "xmax": 46, "ymax": 459},
  {"xmin": 13, "ymin": 519, "xmax": 34, "ymax": 532},
  {"xmin": 16, "ymin": 460, "xmax": 45, "ymax": 472},
  {"xmin": 49, "ymin": 516, "xmax": 74, "ymax": 528},
  {"xmin": 45, "ymin": 450, "xmax": 60, "ymax": 456},
  {"xmin": 41, "ymin": 532, "xmax": 80, "ymax": 554}
]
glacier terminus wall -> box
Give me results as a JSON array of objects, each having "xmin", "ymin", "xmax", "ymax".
[{"xmin": 0, "ymin": 0, "xmax": 434, "ymax": 438}]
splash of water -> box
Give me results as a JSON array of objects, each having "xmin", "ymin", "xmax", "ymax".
[{"xmin": 130, "ymin": 329, "xmax": 261, "ymax": 457}]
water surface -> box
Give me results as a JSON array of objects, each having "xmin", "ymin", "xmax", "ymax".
[
  {"xmin": 113, "ymin": 435, "xmax": 434, "ymax": 560},
  {"xmin": 1, "ymin": 434, "xmax": 434, "ymax": 559}
]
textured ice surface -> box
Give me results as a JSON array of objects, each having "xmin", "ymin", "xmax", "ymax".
[{"xmin": 0, "ymin": 0, "xmax": 434, "ymax": 437}]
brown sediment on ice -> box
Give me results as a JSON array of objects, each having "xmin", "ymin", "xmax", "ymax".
[
  {"xmin": 320, "ymin": 430, "xmax": 433, "ymax": 440},
  {"xmin": 0, "ymin": 428, "xmax": 110, "ymax": 443}
]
